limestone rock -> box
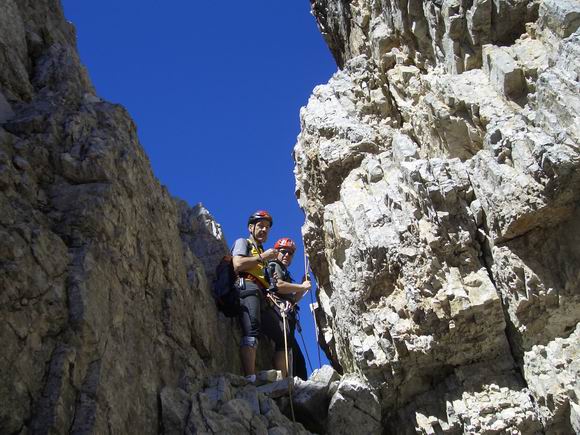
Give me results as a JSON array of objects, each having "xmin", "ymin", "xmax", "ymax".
[
  {"xmin": 327, "ymin": 374, "xmax": 381, "ymax": 435},
  {"xmin": 257, "ymin": 377, "xmax": 294, "ymax": 399},
  {"xmin": 523, "ymin": 324, "xmax": 580, "ymax": 433},
  {"xmin": 538, "ymin": 0, "xmax": 580, "ymax": 38},
  {"xmin": 292, "ymin": 377, "xmax": 332, "ymax": 433},
  {"xmin": 387, "ymin": 358, "xmax": 544, "ymax": 434},
  {"xmin": 160, "ymin": 375, "xmax": 312, "ymax": 435},
  {"xmin": 297, "ymin": 0, "xmax": 580, "ymax": 433},
  {"xmin": 308, "ymin": 364, "xmax": 341, "ymax": 386},
  {"xmin": 0, "ymin": 90, "xmax": 14, "ymax": 123},
  {"xmin": 483, "ymin": 45, "xmax": 527, "ymax": 100},
  {"xmin": 257, "ymin": 369, "xmax": 284, "ymax": 385},
  {"xmin": 534, "ymin": 32, "xmax": 580, "ymax": 140},
  {"xmin": 311, "ymin": 0, "xmax": 540, "ymax": 72},
  {"xmin": 177, "ymin": 201, "xmax": 228, "ymax": 284},
  {"xmin": 3, "ymin": 0, "xmax": 580, "ymax": 433},
  {"xmin": 0, "ymin": 1, "xmax": 271, "ymax": 433},
  {"xmin": 160, "ymin": 387, "xmax": 192, "ymax": 435}
]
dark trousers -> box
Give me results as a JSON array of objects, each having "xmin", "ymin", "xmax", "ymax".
[
  {"xmin": 292, "ymin": 337, "xmax": 307, "ymax": 380},
  {"xmin": 261, "ymin": 305, "xmax": 293, "ymax": 352},
  {"xmin": 239, "ymin": 281, "xmax": 263, "ymax": 338}
]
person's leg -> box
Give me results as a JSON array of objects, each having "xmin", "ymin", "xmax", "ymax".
[
  {"xmin": 292, "ymin": 337, "xmax": 307, "ymax": 380},
  {"xmin": 240, "ymin": 342, "xmax": 257, "ymax": 377},
  {"xmin": 239, "ymin": 291, "xmax": 261, "ymax": 379},
  {"xmin": 273, "ymin": 351, "xmax": 287, "ymax": 376},
  {"xmin": 261, "ymin": 306, "xmax": 288, "ymax": 376},
  {"xmin": 288, "ymin": 313, "xmax": 307, "ymax": 380}
]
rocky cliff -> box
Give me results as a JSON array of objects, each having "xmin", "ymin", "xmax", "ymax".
[
  {"xmin": 2, "ymin": 0, "xmax": 580, "ymax": 434},
  {"xmin": 0, "ymin": 1, "xmax": 293, "ymax": 433},
  {"xmin": 296, "ymin": 0, "xmax": 579, "ymax": 433}
]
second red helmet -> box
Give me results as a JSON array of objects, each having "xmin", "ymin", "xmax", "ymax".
[{"xmin": 274, "ymin": 237, "xmax": 296, "ymax": 253}]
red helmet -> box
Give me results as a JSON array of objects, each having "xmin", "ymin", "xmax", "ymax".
[
  {"xmin": 248, "ymin": 210, "xmax": 273, "ymax": 227},
  {"xmin": 274, "ymin": 238, "xmax": 296, "ymax": 253}
]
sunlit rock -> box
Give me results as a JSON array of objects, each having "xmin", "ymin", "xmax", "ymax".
[{"xmin": 296, "ymin": 0, "xmax": 580, "ymax": 432}]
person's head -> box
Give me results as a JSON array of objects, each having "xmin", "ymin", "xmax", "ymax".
[
  {"xmin": 274, "ymin": 237, "xmax": 296, "ymax": 266},
  {"xmin": 247, "ymin": 210, "xmax": 273, "ymax": 244}
]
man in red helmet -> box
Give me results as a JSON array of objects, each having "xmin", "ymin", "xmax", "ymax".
[
  {"xmin": 262, "ymin": 237, "xmax": 311, "ymax": 378},
  {"xmin": 232, "ymin": 210, "xmax": 278, "ymax": 382}
]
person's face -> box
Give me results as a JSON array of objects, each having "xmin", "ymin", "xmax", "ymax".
[
  {"xmin": 277, "ymin": 248, "xmax": 294, "ymax": 266},
  {"xmin": 249, "ymin": 220, "xmax": 271, "ymax": 244}
]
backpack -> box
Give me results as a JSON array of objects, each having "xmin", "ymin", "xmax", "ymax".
[
  {"xmin": 213, "ymin": 254, "xmax": 240, "ymax": 317},
  {"xmin": 212, "ymin": 239, "xmax": 252, "ymax": 317}
]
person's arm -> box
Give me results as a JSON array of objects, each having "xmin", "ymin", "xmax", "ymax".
[
  {"xmin": 292, "ymin": 287, "xmax": 307, "ymax": 303},
  {"xmin": 274, "ymin": 277, "xmax": 311, "ymax": 295},
  {"xmin": 231, "ymin": 239, "xmax": 277, "ymax": 273},
  {"xmin": 233, "ymin": 254, "xmax": 266, "ymax": 273}
]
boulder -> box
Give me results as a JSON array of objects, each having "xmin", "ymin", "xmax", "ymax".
[{"xmin": 327, "ymin": 375, "xmax": 381, "ymax": 435}]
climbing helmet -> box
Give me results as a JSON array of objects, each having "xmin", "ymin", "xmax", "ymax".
[{"xmin": 248, "ymin": 210, "xmax": 273, "ymax": 227}]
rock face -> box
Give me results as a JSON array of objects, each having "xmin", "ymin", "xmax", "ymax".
[
  {"xmin": 296, "ymin": 0, "xmax": 580, "ymax": 433},
  {"xmin": 3, "ymin": 0, "xmax": 579, "ymax": 433},
  {"xmin": 0, "ymin": 1, "xmax": 281, "ymax": 434},
  {"xmin": 160, "ymin": 374, "xmax": 310, "ymax": 435}
]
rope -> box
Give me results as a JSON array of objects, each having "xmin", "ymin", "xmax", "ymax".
[{"xmin": 304, "ymin": 248, "xmax": 308, "ymax": 281}]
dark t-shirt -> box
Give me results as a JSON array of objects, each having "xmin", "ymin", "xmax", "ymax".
[{"xmin": 267, "ymin": 260, "xmax": 297, "ymax": 303}]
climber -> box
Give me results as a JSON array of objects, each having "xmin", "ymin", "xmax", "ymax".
[
  {"xmin": 232, "ymin": 210, "xmax": 278, "ymax": 383},
  {"xmin": 262, "ymin": 237, "xmax": 311, "ymax": 378}
]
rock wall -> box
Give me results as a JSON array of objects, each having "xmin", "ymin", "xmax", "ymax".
[
  {"xmin": 296, "ymin": 0, "xmax": 579, "ymax": 433},
  {"xmin": 0, "ymin": 1, "xmax": 282, "ymax": 433},
  {"xmin": 3, "ymin": 0, "xmax": 579, "ymax": 433}
]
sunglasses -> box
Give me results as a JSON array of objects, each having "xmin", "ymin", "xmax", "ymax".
[{"xmin": 279, "ymin": 249, "xmax": 294, "ymax": 256}]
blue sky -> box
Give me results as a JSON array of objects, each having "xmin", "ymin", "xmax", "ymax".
[{"xmin": 62, "ymin": 1, "xmax": 336, "ymax": 373}]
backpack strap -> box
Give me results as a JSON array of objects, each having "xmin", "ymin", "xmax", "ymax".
[
  {"xmin": 246, "ymin": 238, "xmax": 263, "ymax": 257},
  {"xmin": 231, "ymin": 238, "xmax": 259, "ymax": 257},
  {"xmin": 235, "ymin": 239, "xmax": 265, "ymax": 285}
]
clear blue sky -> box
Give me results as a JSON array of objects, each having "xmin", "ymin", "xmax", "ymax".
[{"xmin": 62, "ymin": 1, "xmax": 336, "ymax": 373}]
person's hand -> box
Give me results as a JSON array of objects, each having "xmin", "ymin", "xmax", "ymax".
[
  {"xmin": 261, "ymin": 248, "xmax": 278, "ymax": 261},
  {"xmin": 300, "ymin": 280, "xmax": 311, "ymax": 292}
]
